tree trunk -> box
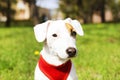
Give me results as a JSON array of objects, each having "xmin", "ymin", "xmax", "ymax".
[
  {"xmin": 101, "ymin": 0, "xmax": 105, "ymax": 23},
  {"xmin": 6, "ymin": 0, "xmax": 11, "ymax": 27},
  {"xmin": 30, "ymin": 0, "xmax": 39, "ymax": 25}
]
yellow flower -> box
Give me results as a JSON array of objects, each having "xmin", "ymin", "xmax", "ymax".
[{"xmin": 34, "ymin": 50, "xmax": 39, "ymax": 55}]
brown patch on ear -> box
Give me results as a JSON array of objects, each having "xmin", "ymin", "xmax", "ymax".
[{"xmin": 65, "ymin": 23, "xmax": 74, "ymax": 33}]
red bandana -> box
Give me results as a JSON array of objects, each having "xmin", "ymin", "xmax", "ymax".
[{"xmin": 38, "ymin": 55, "xmax": 72, "ymax": 80}]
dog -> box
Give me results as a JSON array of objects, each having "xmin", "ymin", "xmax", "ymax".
[{"xmin": 33, "ymin": 18, "xmax": 84, "ymax": 80}]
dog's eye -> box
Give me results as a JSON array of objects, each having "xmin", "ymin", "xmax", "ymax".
[
  {"xmin": 71, "ymin": 31, "xmax": 76, "ymax": 37},
  {"xmin": 52, "ymin": 34, "xmax": 57, "ymax": 37}
]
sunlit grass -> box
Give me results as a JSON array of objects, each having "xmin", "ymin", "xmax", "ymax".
[
  {"xmin": 0, "ymin": 23, "xmax": 120, "ymax": 80},
  {"xmin": 74, "ymin": 23, "xmax": 120, "ymax": 80}
]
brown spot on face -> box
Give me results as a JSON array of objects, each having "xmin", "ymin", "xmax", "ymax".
[
  {"xmin": 65, "ymin": 23, "xmax": 74, "ymax": 33},
  {"xmin": 65, "ymin": 23, "xmax": 77, "ymax": 37}
]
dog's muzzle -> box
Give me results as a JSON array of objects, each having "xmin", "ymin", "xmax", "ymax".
[{"xmin": 66, "ymin": 47, "xmax": 76, "ymax": 58}]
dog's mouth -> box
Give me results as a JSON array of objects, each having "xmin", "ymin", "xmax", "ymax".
[
  {"xmin": 57, "ymin": 52, "xmax": 77, "ymax": 60},
  {"xmin": 50, "ymin": 46, "xmax": 77, "ymax": 60},
  {"xmin": 68, "ymin": 54, "xmax": 77, "ymax": 58}
]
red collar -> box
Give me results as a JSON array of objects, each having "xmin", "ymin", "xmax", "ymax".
[{"xmin": 38, "ymin": 55, "xmax": 72, "ymax": 80}]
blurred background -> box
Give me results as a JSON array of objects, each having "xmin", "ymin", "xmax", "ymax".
[
  {"xmin": 0, "ymin": 0, "xmax": 120, "ymax": 80},
  {"xmin": 0, "ymin": 0, "xmax": 120, "ymax": 27}
]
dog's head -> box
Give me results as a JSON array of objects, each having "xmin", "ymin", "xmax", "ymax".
[{"xmin": 34, "ymin": 18, "xmax": 84, "ymax": 60}]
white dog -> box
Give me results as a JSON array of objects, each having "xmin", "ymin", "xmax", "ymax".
[{"xmin": 33, "ymin": 18, "xmax": 84, "ymax": 80}]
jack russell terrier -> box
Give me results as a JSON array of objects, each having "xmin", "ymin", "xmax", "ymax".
[{"xmin": 33, "ymin": 18, "xmax": 84, "ymax": 80}]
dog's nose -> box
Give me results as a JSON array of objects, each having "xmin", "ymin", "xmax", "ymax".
[{"xmin": 66, "ymin": 47, "xmax": 76, "ymax": 57}]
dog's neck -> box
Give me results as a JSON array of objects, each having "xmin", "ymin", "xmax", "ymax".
[{"xmin": 41, "ymin": 46, "xmax": 69, "ymax": 66}]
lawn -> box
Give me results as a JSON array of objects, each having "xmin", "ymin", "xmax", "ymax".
[{"xmin": 0, "ymin": 23, "xmax": 120, "ymax": 80}]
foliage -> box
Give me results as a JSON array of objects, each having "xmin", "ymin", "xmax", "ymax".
[
  {"xmin": 0, "ymin": 23, "xmax": 120, "ymax": 80},
  {"xmin": 0, "ymin": 0, "xmax": 16, "ymax": 15},
  {"xmin": 60, "ymin": 0, "xmax": 105, "ymax": 23},
  {"xmin": 0, "ymin": 0, "xmax": 16, "ymax": 27},
  {"xmin": 59, "ymin": 0, "xmax": 120, "ymax": 23},
  {"xmin": 106, "ymin": 0, "xmax": 120, "ymax": 22},
  {"xmin": 23, "ymin": 0, "xmax": 40, "ymax": 25}
]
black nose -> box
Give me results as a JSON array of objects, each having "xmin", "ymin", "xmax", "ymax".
[{"xmin": 66, "ymin": 47, "xmax": 76, "ymax": 57}]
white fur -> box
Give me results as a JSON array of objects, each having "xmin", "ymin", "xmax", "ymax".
[{"xmin": 34, "ymin": 18, "xmax": 84, "ymax": 80}]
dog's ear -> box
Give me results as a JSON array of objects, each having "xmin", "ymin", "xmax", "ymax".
[
  {"xmin": 33, "ymin": 21, "xmax": 50, "ymax": 42},
  {"xmin": 65, "ymin": 18, "xmax": 84, "ymax": 36},
  {"xmin": 71, "ymin": 20, "xmax": 84, "ymax": 36}
]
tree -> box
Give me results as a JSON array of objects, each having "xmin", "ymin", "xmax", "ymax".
[
  {"xmin": 23, "ymin": 0, "xmax": 39, "ymax": 25},
  {"xmin": 0, "ymin": 0, "xmax": 16, "ymax": 27},
  {"xmin": 106, "ymin": 0, "xmax": 120, "ymax": 22},
  {"xmin": 6, "ymin": 0, "xmax": 11, "ymax": 27},
  {"xmin": 60, "ymin": 0, "xmax": 95, "ymax": 23},
  {"xmin": 59, "ymin": 0, "xmax": 81, "ymax": 19},
  {"xmin": 91, "ymin": 0, "xmax": 105, "ymax": 23},
  {"xmin": 60, "ymin": 0, "xmax": 120, "ymax": 23}
]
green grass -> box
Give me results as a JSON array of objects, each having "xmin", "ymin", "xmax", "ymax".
[{"xmin": 0, "ymin": 23, "xmax": 120, "ymax": 80}]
